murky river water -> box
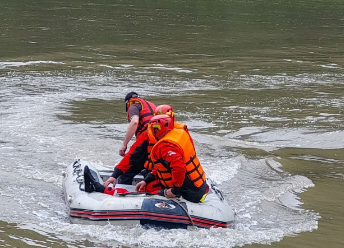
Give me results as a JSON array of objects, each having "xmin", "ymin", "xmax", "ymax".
[{"xmin": 1, "ymin": 0, "xmax": 343, "ymax": 247}]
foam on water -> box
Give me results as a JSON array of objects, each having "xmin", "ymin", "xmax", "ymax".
[
  {"xmin": 0, "ymin": 72, "xmax": 324, "ymax": 247},
  {"xmin": 0, "ymin": 61, "xmax": 64, "ymax": 69},
  {"xmin": 250, "ymin": 128, "xmax": 344, "ymax": 149},
  {"xmin": 0, "ymin": 156, "xmax": 319, "ymax": 248}
]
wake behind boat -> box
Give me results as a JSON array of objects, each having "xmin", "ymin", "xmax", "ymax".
[{"xmin": 63, "ymin": 159, "xmax": 235, "ymax": 229}]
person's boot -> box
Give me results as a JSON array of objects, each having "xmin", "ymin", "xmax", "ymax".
[
  {"xmin": 84, "ymin": 166, "xmax": 105, "ymax": 193},
  {"xmin": 84, "ymin": 166, "xmax": 96, "ymax": 193}
]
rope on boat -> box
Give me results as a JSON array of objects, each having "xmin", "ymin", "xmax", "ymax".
[
  {"xmin": 209, "ymin": 180, "xmax": 224, "ymax": 201},
  {"xmin": 164, "ymin": 190, "xmax": 195, "ymax": 227}
]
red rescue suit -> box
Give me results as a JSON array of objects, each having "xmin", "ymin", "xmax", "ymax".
[
  {"xmin": 114, "ymin": 122, "xmax": 190, "ymax": 178},
  {"xmin": 144, "ymin": 128, "xmax": 207, "ymax": 203},
  {"xmin": 151, "ymin": 128, "xmax": 206, "ymax": 189}
]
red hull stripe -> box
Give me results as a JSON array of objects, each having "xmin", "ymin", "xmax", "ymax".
[{"xmin": 70, "ymin": 209, "xmax": 233, "ymax": 228}]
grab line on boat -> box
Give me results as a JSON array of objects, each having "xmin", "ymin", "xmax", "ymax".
[{"xmin": 166, "ymin": 191, "xmax": 194, "ymax": 227}]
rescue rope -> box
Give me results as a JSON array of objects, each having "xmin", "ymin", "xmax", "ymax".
[{"xmin": 164, "ymin": 190, "xmax": 194, "ymax": 227}]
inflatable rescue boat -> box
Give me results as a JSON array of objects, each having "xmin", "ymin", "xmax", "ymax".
[{"xmin": 63, "ymin": 159, "xmax": 235, "ymax": 229}]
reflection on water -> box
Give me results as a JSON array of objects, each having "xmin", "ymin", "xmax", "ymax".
[{"xmin": 1, "ymin": 0, "xmax": 344, "ymax": 76}]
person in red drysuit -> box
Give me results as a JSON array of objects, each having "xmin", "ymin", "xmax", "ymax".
[{"xmin": 135, "ymin": 115, "xmax": 208, "ymax": 203}]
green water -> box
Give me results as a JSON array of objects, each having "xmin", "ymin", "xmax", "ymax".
[
  {"xmin": 1, "ymin": 0, "xmax": 343, "ymax": 247},
  {"xmin": 1, "ymin": 0, "xmax": 343, "ymax": 76}
]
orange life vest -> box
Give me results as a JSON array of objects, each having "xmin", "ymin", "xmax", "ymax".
[
  {"xmin": 143, "ymin": 127, "xmax": 156, "ymax": 171},
  {"xmin": 127, "ymin": 98, "xmax": 156, "ymax": 137},
  {"xmin": 144, "ymin": 122, "xmax": 188, "ymax": 171},
  {"xmin": 174, "ymin": 122, "xmax": 186, "ymax": 130},
  {"xmin": 174, "ymin": 122, "xmax": 195, "ymax": 147},
  {"xmin": 151, "ymin": 128, "xmax": 206, "ymax": 188}
]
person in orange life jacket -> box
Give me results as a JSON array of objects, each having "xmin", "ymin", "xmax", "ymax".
[
  {"xmin": 101, "ymin": 104, "xmax": 175, "ymax": 187},
  {"xmin": 119, "ymin": 92, "xmax": 156, "ymax": 157},
  {"xmin": 135, "ymin": 115, "xmax": 208, "ymax": 203},
  {"xmin": 84, "ymin": 105, "xmax": 177, "ymax": 194}
]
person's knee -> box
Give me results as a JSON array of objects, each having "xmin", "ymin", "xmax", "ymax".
[{"xmin": 117, "ymin": 174, "xmax": 135, "ymax": 185}]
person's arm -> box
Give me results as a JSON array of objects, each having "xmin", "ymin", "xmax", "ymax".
[
  {"xmin": 135, "ymin": 171, "xmax": 156, "ymax": 193},
  {"xmin": 103, "ymin": 176, "xmax": 117, "ymax": 187},
  {"xmin": 103, "ymin": 167, "xmax": 122, "ymax": 186},
  {"xmin": 119, "ymin": 103, "xmax": 141, "ymax": 156},
  {"xmin": 135, "ymin": 181, "xmax": 146, "ymax": 192},
  {"xmin": 119, "ymin": 115, "xmax": 139, "ymax": 156},
  {"xmin": 143, "ymin": 171, "xmax": 156, "ymax": 184},
  {"xmin": 156, "ymin": 143, "xmax": 186, "ymax": 197}
]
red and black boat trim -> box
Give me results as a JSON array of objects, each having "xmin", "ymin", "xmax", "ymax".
[{"xmin": 70, "ymin": 208, "xmax": 233, "ymax": 228}]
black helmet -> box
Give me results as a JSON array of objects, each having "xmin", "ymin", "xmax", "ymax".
[
  {"xmin": 124, "ymin": 91, "xmax": 139, "ymax": 112},
  {"xmin": 124, "ymin": 91, "xmax": 139, "ymax": 103}
]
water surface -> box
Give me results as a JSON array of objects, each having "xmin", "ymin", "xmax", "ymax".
[{"xmin": 1, "ymin": 0, "xmax": 343, "ymax": 247}]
